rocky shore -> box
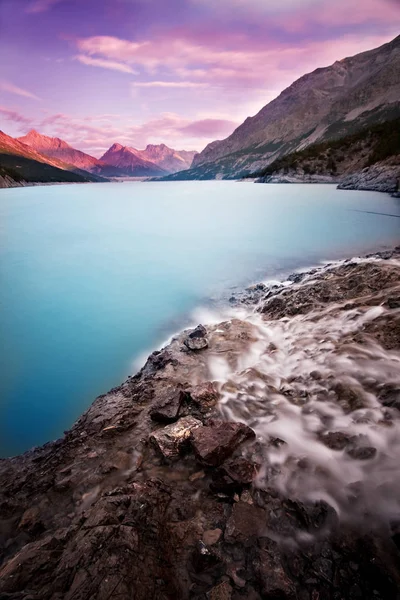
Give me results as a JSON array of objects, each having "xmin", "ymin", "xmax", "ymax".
[
  {"xmin": 255, "ymin": 159, "xmax": 400, "ymax": 194},
  {"xmin": 1, "ymin": 247, "xmax": 400, "ymax": 600}
]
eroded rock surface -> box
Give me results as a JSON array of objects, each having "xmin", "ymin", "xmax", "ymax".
[{"xmin": 0, "ymin": 248, "xmax": 400, "ymax": 599}]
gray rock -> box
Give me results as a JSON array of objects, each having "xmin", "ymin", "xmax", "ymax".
[
  {"xmin": 149, "ymin": 387, "xmax": 186, "ymax": 422},
  {"xmin": 183, "ymin": 324, "xmax": 209, "ymax": 351}
]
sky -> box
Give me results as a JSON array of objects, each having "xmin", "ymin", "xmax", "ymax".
[{"xmin": 0, "ymin": 0, "xmax": 399, "ymax": 157}]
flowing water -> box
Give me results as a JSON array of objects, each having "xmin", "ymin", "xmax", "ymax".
[
  {"xmin": 209, "ymin": 261, "xmax": 400, "ymax": 530},
  {"xmin": 0, "ymin": 181, "xmax": 399, "ymax": 457}
]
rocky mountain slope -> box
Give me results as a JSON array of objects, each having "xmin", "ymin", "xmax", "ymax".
[
  {"xmin": 18, "ymin": 130, "xmax": 100, "ymax": 173},
  {"xmin": 170, "ymin": 34, "xmax": 400, "ymax": 180},
  {"xmin": 132, "ymin": 143, "xmax": 197, "ymax": 173},
  {"xmin": 18, "ymin": 131, "xmax": 197, "ymax": 177},
  {"xmin": 97, "ymin": 143, "xmax": 197, "ymax": 176},
  {"xmin": 252, "ymin": 118, "xmax": 400, "ymax": 193},
  {"xmin": 0, "ymin": 131, "xmax": 105, "ymax": 186},
  {"xmin": 0, "ymin": 248, "xmax": 399, "ymax": 599},
  {"xmin": 98, "ymin": 143, "xmax": 167, "ymax": 177}
]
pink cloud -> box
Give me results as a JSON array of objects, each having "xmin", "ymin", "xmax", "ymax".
[
  {"xmin": 75, "ymin": 55, "xmax": 136, "ymax": 74},
  {"xmin": 132, "ymin": 81, "xmax": 207, "ymax": 88},
  {"xmin": 25, "ymin": 0, "xmax": 62, "ymax": 13},
  {"xmin": 0, "ymin": 106, "xmax": 33, "ymax": 128},
  {"xmin": 76, "ymin": 29, "xmax": 398, "ymax": 95},
  {"xmin": 0, "ymin": 81, "xmax": 41, "ymax": 101},
  {"xmin": 179, "ymin": 118, "xmax": 237, "ymax": 137}
]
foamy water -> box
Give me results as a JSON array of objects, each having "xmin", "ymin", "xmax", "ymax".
[{"xmin": 208, "ymin": 258, "xmax": 400, "ymax": 530}]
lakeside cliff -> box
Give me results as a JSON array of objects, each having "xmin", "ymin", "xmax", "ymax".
[{"xmin": 0, "ymin": 247, "xmax": 400, "ymax": 599}]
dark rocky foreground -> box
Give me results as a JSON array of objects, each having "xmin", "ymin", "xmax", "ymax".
[{"xmin": 1, "ymin": 248, "xmax": 400, "ymax": 599}]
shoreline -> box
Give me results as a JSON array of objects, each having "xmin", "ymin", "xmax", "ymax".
[
  {"xmin": 1, "ymin": 176, "xmax": 399, "ymax": 195},
  {"xmin": 2, "ymin": 241, "xmax": 399, "ymax": 461},
  {"xmin": 0, "ymin": 244, "xmax": 399, "ymax": 598}
]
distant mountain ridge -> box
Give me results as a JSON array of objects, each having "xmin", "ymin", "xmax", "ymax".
[
  {"xmin": 133, "ymin": 144, "xmax": 197, "ymax": 173},
  {"xmin": 171, "ymin": 34, "xmax": 400, "ymax": 180},
  {"xmin": 16, "ymin": 130, "xmax": 197, "ymax": 178},
  {"xmin": 18, "ymin": 130, "xmax": 100, "ymax": 172},
  {"xmin": 0, "ymin": 130, "xmax": 105, "ymax": 187},
  {"xmin": 97, "ymin": 143, "xmax": 167, "ymax": 177}
]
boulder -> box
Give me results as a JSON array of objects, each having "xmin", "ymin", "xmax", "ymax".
[
  {"xmin": 18, "ymin": 506, "xmax": 44, "ymax": 535},
  {"xmin": 191, "ymin": 420, "xmax": 255, "ymax": 466},
  {"xmin": 225, "ymin": 502, "xmax": 266, "ymax": 543},
  {"xmin": 184, "ymin": 324, "xmax": 208, "ymax": 351},
  {"xmin": 150, "ymin": 416, "xmax": 203, "ymax": 459},
  {"xmin": 320, "ymin": 431, "xmax": 350, "ymax": 450},
  {"xmin": 222, "ymin": 457, "xmax": 259, "ymax": 485},
  {"xmin": 149, "ymin": 388, "xmax": 186, "ymax": 422},
  {"xmin": 203, "ymin": 528, "xmax": 222, "ymax": 546},
  {"xmin": 207, "ymin": 580, "xmax": 233, "ymax": 599}
]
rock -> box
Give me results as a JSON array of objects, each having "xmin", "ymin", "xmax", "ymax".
[
  {"xmin": 18, "ymin": 506, "xmax": 44, "ymax": 535},
  {"xmin": 346, "ymin": 445, "xmax": 377, "ymax": 460},
  {"xmin": 180, "ymin": 381, "xmax": 220, "ymax": 419},
  {"xmin": 192, "ymin": 540, "xmax": 222, "ymax": 573},
  {"xmin": 203, "ymin": 528, "xmax": 222, "ymax": 545},
  {"xmin": 380, "ymin": 387, "xmax": 400, "ymax": 412},
  {"xmin": 189, "ymin": 382, "xmax": 220, "ymax": 410},
  {"xmin": 207, "ymin": 580, "xmax": 233, "ymax": 600},
  {"xmin": 338, "ymin": 163, "xmax": 400, "ymax": 193},
  {"xmin": 320, "ymin": 431, "xmax": 350, "ymax": 450},
  {"xmin": 150, "ymin": 416, "xmax": 202, "ymax": 459},
  {"xmin": 143, "ymin": 348, "xmax": 178, "ymax": 375},
  {"xmin": 222, "ymin": 457, "xmax": 259, "ymax": 485},
  {"xmin": 255, "ymin": 540, "xmax": 296, "ymax": 599},
  {"xmin": 225, "ymin": 502, "xmax": 266, "ymax": 543},
  {"xmin": 191, "ymin": 420, "xmax": 256, "ymax": 467},
  {"xmin": 149, "ymin": 388, "xmax": 186, "ymax": 422},
  {"xmin": 184, "ymin": 324, "xmax": 209, "ymax": 351},
  {"xmin": 210, "ymin": 458, "xmax": 258, "ymax": 495},
  {"xmin": 210, "ymin": 471, "xmax": 241, "ymax": 495}
]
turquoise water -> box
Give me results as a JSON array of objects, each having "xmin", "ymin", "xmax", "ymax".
[{"xmin": 0, "ymin": 181, "xmax": 399, "ymax": 457}]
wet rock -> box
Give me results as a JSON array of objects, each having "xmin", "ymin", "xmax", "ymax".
[
  {"xmin": 222, "ymin": 457, "xmax": 259, "ymax": 485},
  {"xmin": 191, "ymin": 420, "xmax": 255, "ymax": 467},
  {"xmin": 192, "ymin": 540, "xmax": 222, "ymax": 573},
  {"xmin": 143, "ymin": 348, "xmax": 178, "ymax": 375},
  {"xmin": 379, "ymin": 386, "xmax": 400, "ymax": 412},
  {"xmin": 203, "ymin": 528, "xmax": 222, "ymax": 545},
  {"xmin": 320, "ymin": 431, "xmax": 350, "ymax": 450},
  {"xmin": 210, "ymin": 458, "xmax": 258, "ymax": 495},
  {"xmin": 387, "ymin": 297, "xmax": 400, "ymax": 309},
  {"xmin": 207, "ymin": 580, "xmax": 233, "ymax": 600},
  {"xmin": 184, "ymin": 324, "xmax": 209, "ymax": 351},
  {"xmin": 150, "ymin": 416, "xmax": 202, "ymax": 459},
  {"xmin": 18, "ymin": 506, "xmax": 44, "ymax": 535},
  {"xmin": 346, "ymin": 445, "xmax": 377, "ymax": 460},
  {"xmin": 255, "ymin": 539, "xmax": 296, "ymax": 599},
  {"xmin": 149, "ymin": 387, "xmax": 186, "ymax": 422},
  {"xmin": 225, "ymin": 502, "xmax": 266, "ymax": 543},
  {"xmin": 189, "ymin": 382, "xmax": 220, "ymax": 410}
]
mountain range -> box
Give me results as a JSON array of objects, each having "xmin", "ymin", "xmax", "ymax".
[
  {"xmin": 164, "ymin": 34, "xmax": 400, "ymax": 181},
  {"xmin": 0, "ymin": 129, "xmax": 198, "ymax": 187},
  {"xmin": 0, "ymin": 130, "xmax": 106, "ymax": 187},
  {"xmin": 1, "ymin": 35, "xmax": 399, "ymax": 189},
  {"xmin": 17, "ymin": 131, "xmax": 197, "ymax": 177}
]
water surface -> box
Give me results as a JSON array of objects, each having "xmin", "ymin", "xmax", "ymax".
[{"xmin": 0, "ymin": 181, "xmax": 399, "ymax": 456}]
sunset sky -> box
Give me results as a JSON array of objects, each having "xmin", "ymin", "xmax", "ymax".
[{"xmin": 0, "ymin": 0, "xmax": 399, "ymax": 156}]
